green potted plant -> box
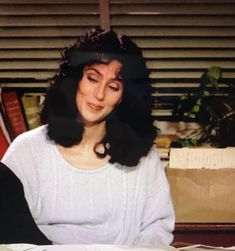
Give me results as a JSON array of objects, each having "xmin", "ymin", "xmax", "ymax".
[{"xmin": 172, "ymin": 66, "xmax": 235, "ymax": 148}]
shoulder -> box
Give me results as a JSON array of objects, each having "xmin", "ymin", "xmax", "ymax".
[
  {"xmin": 14, "ymin": 125, "xmax": 47, "ymax": 141},
  {"xmin": 2, "ymin": 125, "xmax": 50, "ymax": 186},
  {"xmin": 137, "ymin": 146, "xmax": 168, "ymax": 185},
  {"xmin": 9, "ymin": 125, "xmax": 48, "ymax": 147},
  {"xmin": 138, "ymin": 146, "xmax": 162, "ymax": 169},
  {"xmin": 2, "ymin": 125, "xmax": 50, "ymax": 164}
]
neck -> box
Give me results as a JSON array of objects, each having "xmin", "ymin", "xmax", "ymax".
[{"xmin": 81, "ymin": 121, "xmax": 106, "ymax": 147}]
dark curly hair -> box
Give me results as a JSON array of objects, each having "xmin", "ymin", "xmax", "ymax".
[{"xmin": 40, "ymin": 27, "xmax": 156, "ymax": 166}]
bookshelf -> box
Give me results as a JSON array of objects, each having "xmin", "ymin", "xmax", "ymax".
[{"xmin": 0, "ymin": 87, "xmax": 46, "ymax": 143}]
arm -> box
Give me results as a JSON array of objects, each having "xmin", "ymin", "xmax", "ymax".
[
  {"xmin": 0, "ymin": 162, "xmax": 51, "ymax": 244},
  {"xmin": 2, "ymin": 131, "xmax": 41, "ymax": 220},
  {"xmin": 134, "ymin": 148, "xmax": 175, "ymax": 246}
]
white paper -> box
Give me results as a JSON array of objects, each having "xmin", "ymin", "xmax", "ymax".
[{"xmin": 0, "ymin": 244, "xmax": 176, "ymax": 251}]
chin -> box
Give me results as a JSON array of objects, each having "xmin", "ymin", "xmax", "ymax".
[{"xmin": 83, "ymin": 118, "xmax": 106, "ymax": 127}]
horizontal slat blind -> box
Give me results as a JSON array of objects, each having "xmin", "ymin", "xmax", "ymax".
[
  {"xmin": 110, "ymin": 0, "xmax": 235, "ymax": 120},
  {"xmin": 0, "ymin": 0, "xmax": 100, "ymax": 87},
  {"xmin": 1, "ymin": 0, "xmax": 235, "ymax": 122}
]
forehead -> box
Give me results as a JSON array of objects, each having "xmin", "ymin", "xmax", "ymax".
[{"xmin": 84, "ymin": 60, "xmax": 123, "ymax": 74}]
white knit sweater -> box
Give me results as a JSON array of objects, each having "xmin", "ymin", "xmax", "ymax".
[{"xmin": 2, "ymin": 126, "xmax": 175, "ymax": 246}]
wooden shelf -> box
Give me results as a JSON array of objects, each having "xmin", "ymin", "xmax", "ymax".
[{"xmin": 173, "ymin": 223, "xmax": 235, "ymax": 247}]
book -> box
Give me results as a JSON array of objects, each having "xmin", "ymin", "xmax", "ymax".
[
  {"xmin": 0, "ymin": 124, "xmax": 9, "ymax": 159},
  {"xmin": 0, "ymin": 111, "xmax": 11, "ymax": 144},
  {"xmin": 1, "ymin": 91, "xmax": 27, "ymax": 139},
  {"xmin": 0, "ymin": 96, "xmax": 12, "ymax": 143},
  {"xmin": 21, "ymin": 94, "xmax": 42, "ymax": 130}
]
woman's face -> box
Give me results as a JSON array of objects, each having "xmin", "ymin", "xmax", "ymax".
[{"xmin": 76, "ymin": 60, "xmax": 123, "ymax": 126}]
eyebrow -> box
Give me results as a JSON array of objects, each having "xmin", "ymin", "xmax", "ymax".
[
  {"xmin": 85, "ymin": 67, "xmax": 123, "ymax": 82},
  {"xmin": 85, "ymin": 67, "xmax": 101, "ymax": 76}
]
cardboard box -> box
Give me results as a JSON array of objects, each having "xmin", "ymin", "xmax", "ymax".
[
  {"xmin": 166, "ymin": 168, "xmax": 235, "ymax": 223},
  {"xmin": 169, "ymin": 148, "xmax": 235, "ymax": 169}
]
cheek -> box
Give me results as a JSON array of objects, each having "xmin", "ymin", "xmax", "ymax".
[
  {"xmin": 76, "ymin": 84, "xmax": 86, "ymax": 110},
  {"xmin": 107, "ymin": 91, "xmax": 123, "ymax": 107},
  {"xmin": 77, "ymin": 81, "xmax": 88, "ymax": 96},
  {"xmin": 76, "ymin": 81, "xmax": 91, "ymax": 101}
]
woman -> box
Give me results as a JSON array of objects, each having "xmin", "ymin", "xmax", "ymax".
[{"xmin": 2, "ymin": 28, "xmax": 175, "ymax": 246}]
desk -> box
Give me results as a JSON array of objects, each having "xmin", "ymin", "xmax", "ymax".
[{"xmin": 173, "ymin": 223, "xmax": 235, "ymax": 247}]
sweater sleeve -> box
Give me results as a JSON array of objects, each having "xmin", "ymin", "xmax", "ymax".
[
  {"xmin": 0, "ymin": 162, "xmax": 51, "ymax": 245},
  {"xmin": 1, "ymin": 131, "xmax": 41, "ymax": 220},
  {"xmin": 134, "ymin": 148, "xmax": 175, "ymax": 246}
]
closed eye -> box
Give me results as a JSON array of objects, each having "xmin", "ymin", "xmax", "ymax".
[
  {"xmin": 109, "ymin": 85, "xmax": 119, "ymax": 91},
  {"xmin": 108, "ymin": 82, "xmax": 122, "ymax": 91},
  {"xmin": 87, "ymin": 74, "xmax": 99, "ymax": 83}
]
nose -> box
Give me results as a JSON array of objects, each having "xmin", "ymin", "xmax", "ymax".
[{"xmin": 94, "ymin": 83, "xmax": 105, "ymax": 101}]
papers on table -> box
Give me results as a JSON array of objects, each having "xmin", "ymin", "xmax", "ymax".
[
  {"xmin": 0, "ymin": 244, "xmax": 176, "ymax": 251},
  {"xmin": 2, "ymin": 244, "xmax": 235, "ymax": 251}
]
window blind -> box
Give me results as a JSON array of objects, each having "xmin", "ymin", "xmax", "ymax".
[
  {"xmin": 109, "ymin": 0, "xmax": 235, "ymax": 120},
  {"xmin": 0, "ymin": 0, "xmax": 100, "ymax": 89},
  {"xmin": 0, "ymin": 0, "xmax": 235, "ymax": 121}
]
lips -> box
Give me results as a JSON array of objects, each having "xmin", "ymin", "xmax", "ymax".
[{"xmin": 87, "ymin": 102, "xmax": 104, "ymax": 111}]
